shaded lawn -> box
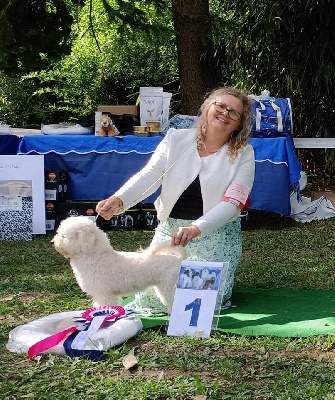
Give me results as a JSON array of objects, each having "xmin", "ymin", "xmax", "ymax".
[{"xmin": 1, "ymin": 211, "xmax": 335, "ymax": 399}]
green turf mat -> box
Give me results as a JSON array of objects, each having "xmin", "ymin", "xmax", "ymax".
[{"xmin": 136, "ymin": 288, "xmax": 335, "ymax": 337}]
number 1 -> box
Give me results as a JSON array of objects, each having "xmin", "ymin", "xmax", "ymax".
[{"xmin": 185, "ymin": 298, "xmax": 201, "ymax": 326}]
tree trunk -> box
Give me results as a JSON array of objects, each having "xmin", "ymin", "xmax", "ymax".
[{"xmin": 172, "ymin": 0, "xmax": 216, "ymax": 115}]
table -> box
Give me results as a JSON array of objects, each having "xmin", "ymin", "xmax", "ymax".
[
  {"xmin": 249, "ymin": 137, "xmax": 302, "ymax": 215},
  {"xmin": 18, "ymin": 135, "xmax": 162, "ymax": 203},
  {"xmin": 0, "ymin": 135, "xmax": 21, "ymax": 155},
  {"xmin": 292, "ymin": 137, "xmax": 334, "ymax": 176},
  {"xmin": 17, "ymin": 134, "xmax": 302, "ymax": 215},
  {"xmin": 293, "ymin": 138, "xmax": 335, "ymax": 148}
]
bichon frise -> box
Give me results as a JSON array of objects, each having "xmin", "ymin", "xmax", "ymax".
[{"xmin": 51, "ymin": 216, "xmax": 186, "ymax": 313}]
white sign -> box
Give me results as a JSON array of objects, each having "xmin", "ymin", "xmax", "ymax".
[
  {"xmin": 167, "ymin": 261, "xmax": 228, "ymax": 338},
  {"xmin": 0, "ymin": 196, "xmax": 23, "ymax": 211},
  {"xmin": 0, "ymin": 155, "xmax": 45, "ymax": 234}
]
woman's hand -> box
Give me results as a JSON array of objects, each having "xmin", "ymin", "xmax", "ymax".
[
  {"xmin": 171, "ymin": 225, "xmax": 201, "ymax": 247},
  {"xmin": 96, "ymin": 196, "xmax": 124, "ymax": 220}
]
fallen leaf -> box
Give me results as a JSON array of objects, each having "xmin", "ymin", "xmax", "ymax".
[
  {"xmin": 193, "ymin": 396, "xmax": 207, "ymax": 400},
  {"xmin": 122, "ymin": 353, "xmax": 138, "ymax": 370}
]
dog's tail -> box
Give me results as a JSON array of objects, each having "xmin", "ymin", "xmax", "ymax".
[{"xmin": 145, "ymin": 242, "xmax": 186, "ymax": 259}]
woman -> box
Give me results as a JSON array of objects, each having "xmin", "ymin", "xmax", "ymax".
[{"xmin": 96, "ymin": 86, "xmax": 255, "ymax": 314}]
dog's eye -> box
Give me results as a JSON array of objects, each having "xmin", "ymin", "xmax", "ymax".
[{"xmin": 61, "ymin": 234, "xmax": 67, "ymax": 238}]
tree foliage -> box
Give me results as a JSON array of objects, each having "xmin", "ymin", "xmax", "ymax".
[
  {"xmin": 0, "ymin": 0, "xmax": 334, "ymax": 138},
  {"xmin": 210, "ymin": 0, "xmax": 335, "ymax": 137},
  {"xmin": 0, "ymin": 0, "xmax": 178, "ymax": 125},
  {"xmin": 0, "ymin": 0, "xmax": 76, "ymax": 74}
]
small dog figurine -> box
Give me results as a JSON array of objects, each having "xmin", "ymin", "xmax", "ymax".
[{"xmin": 97, "ymin": 115, "xmax": 117, "ymax": 137}]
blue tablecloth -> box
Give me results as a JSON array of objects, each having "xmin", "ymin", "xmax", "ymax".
[
  {"xmin": 17, "ymin": 134, "xmax": 302, "ymax": 215},
  {"xmin": 249, "ymin": 137, "xmax": 302, "ymax": 215},
  {"xmin": 18, "ymin": 134, "xmax": 162, "ymax": 155},
  {"xmin": 18, "ymin": 135, "xmax": 162, "ymax": 203},
  {"xmin": 0, "ymin": 135, "xmax": 21, "ymax": 155}
]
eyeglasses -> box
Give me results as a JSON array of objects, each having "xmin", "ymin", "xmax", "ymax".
[{"xmin": 212, "ymin": 101, "xmax": 242, "ymax": 121}]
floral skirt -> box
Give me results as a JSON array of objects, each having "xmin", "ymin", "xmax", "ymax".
[{"xmin": 125, "ymin": 218, "xmax": 242, "ymax": 316}]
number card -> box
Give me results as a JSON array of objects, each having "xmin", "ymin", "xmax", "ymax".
[{"xmin": 167, "ymin": 260, "xmax": 229, "ymax": 338}]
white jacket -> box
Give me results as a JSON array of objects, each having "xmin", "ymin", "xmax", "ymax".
[{"xmin": 115, "ymin": 128, "xmax": 255, "ymax": 237}]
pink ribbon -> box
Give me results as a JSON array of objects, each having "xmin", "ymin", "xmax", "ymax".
[{"xmin": 28, "ymin": 327, "xmax": 77, "ymax": 361}]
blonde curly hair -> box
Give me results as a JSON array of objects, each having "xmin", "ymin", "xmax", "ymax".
[{"xmin": 196, "ymin": 87, "xmax": 252, "ymax": 161}]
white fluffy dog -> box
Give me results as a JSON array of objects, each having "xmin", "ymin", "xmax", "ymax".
[{"xmin": 51, "ymin": 216, "xmax": 186, "ymax": 313}]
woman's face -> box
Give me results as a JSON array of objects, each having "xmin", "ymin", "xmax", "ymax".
[{"xmin": 206, "ymin": 94, "xmax": 243, "ymax": 136}]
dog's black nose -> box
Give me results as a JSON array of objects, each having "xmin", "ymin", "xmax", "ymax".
[{"xmin": 50, "ymin": 239, "xmax": 54, "ymax": 245}]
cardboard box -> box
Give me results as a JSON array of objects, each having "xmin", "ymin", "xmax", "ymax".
[
  {"xmin": 95, "ymin": 105, "xmax": 139, "ymax": 136},
  {"xmin": 311, "ymin": 190, "xmax": 335, "ymax": 207},
  {"xmin": 45, "ymin": 201, "xmax": 58, "ymax": 231},
  {"xmin": 46, "ymin": 210, "xmax": 57, "ymax": 231},
  {"xmin": 45, "ymin": 189, "xmax": 59, "ymax": 201},
  {"xmin": 45, "ymin": 201, "xmax": 58, "ymax": 213},
  {"xmin": 97, "ymin": 105, "xmax": 138, "ymax": 116},
  {"xmin": 45, "ymin": 171, "xmax": 69, "ymax": 202},
  {"xmin": 97, "ymin": 207, "xmax": 142, "ymax": 231},
  {"xmin": 141, "ymin": 204, "xmax": 158, "ymax": 231},
  {"xmin": 45, "ymin": 171, "xmax": 69, "ymax": 186},
  {"xmin": 58, "ymin": 201, "xmax": 98, "ymax": 223}
]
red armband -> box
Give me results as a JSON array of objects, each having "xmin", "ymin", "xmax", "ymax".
[{"xmin": 222, "ymin": 181, "xmax": 251, "ymax": 210}]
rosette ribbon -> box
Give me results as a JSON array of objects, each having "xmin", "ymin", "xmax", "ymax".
[{"xmin": 28, "ymin": 306, "xmax": 125, "ymax": 361}]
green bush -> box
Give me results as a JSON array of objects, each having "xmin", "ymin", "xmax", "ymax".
[{"xmin": 0, "ymin": 1, "xmax": 178, "ymax": 127}]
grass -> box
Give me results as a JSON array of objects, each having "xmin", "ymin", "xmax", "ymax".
[{"xmin": 1, "ymin": 211, "xmax": 335, "ymax": 399}]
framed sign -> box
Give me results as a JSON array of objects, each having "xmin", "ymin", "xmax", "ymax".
[
  {"xmin": 0, "ymin": 155, "xmax": 45, "ymax": 234},
  {"xmin": 167, "ymin": 261, "xmax": 229, "ymax": 338}
]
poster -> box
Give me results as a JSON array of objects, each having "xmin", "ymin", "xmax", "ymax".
[{"xmin": 0, "ymin": 155, "xmax": 45, "ymax": 234}]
